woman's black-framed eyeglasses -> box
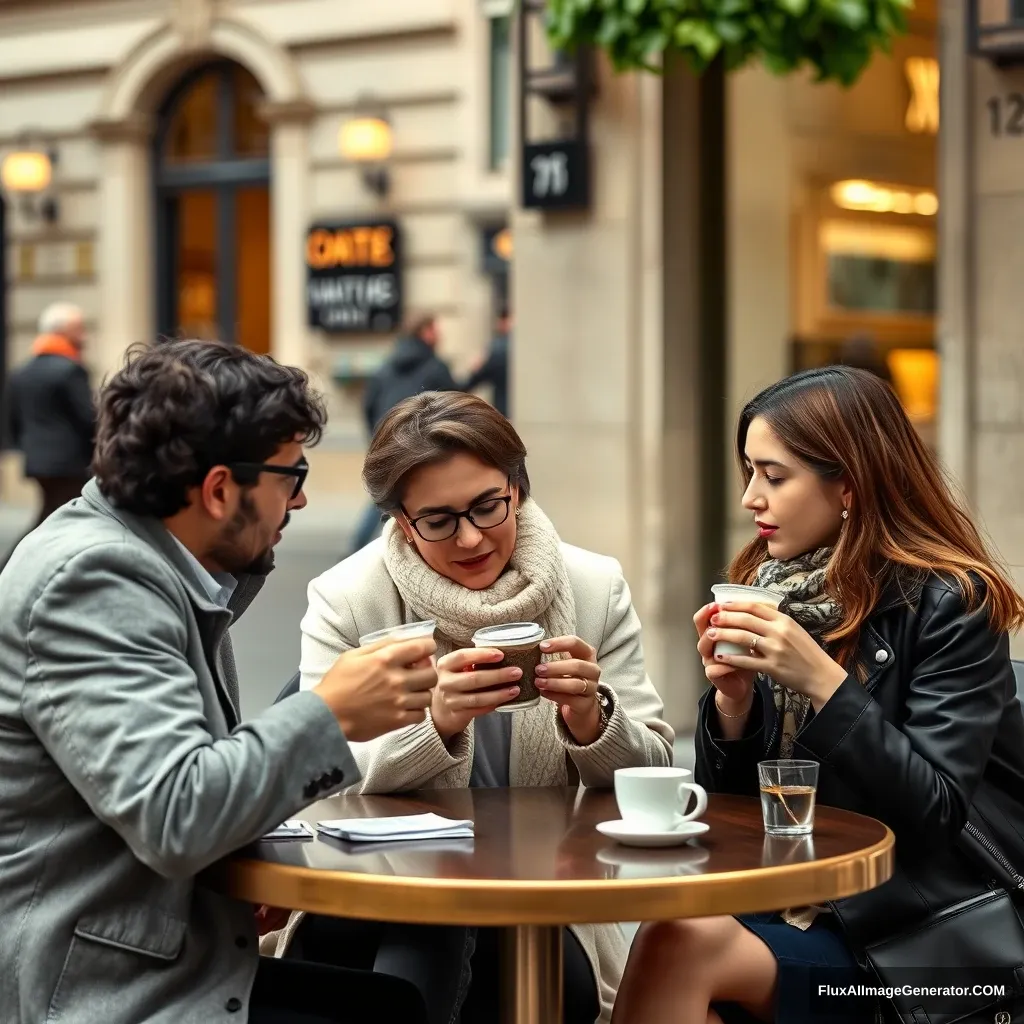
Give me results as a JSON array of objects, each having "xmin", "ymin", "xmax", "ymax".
[
  {"xmin": 401, "ymin": 487, "xmax": 514, "ymax": 543},
  {"xmin": 229, "ymin": 460, "xmax": 309, "ymax": 500}
]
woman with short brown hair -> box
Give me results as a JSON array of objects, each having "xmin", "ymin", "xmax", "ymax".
[{"xmin": 268, "ymin": 390, "xmax": 673, "ymax": 1024}]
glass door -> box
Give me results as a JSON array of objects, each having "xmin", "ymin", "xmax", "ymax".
[{"xmin": 155, "ymin": 63, "xmax": 271, "ymax": 354}]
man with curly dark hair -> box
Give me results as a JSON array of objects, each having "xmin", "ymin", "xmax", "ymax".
[{"xmin": 0, "ymin": 340, "xmax": 436, "ymax": 1024}]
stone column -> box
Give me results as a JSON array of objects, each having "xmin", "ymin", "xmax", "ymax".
[
  {"xmin": 936, "ymin": 0, "xmax": 974, "ymax": 500},
  {"xmin": 940, "ymin": 1, "xmax": 1024, "ymax": 656},
  {"xmin": 511, "ymin": 58, "xmax": 707, "ymax": 731},
  {"xmin": 725, "ymin": 68, "xmax": 792, "ymax": 559},
  {"xmin": 90, "ymin": 114, "xmax": 155, "ymax": 382},
  {"xmin": 262, "ymin": 99, "xmax": 316, "ymax": 371}
]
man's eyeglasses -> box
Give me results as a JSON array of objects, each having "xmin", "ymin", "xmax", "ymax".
[
  {"xmin": 229, "ymin": 460, "xmax": 308, "ymax": 500},
  {"xmin": 401, "ymin": 487, "xmax": 513, "ymax": 542}
]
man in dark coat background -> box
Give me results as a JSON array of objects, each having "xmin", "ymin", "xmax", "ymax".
[
  {"xmin": 2, "ymin": 302, "xmax": 95, "ymax": 565},
  {"xmin": 349, "ymin": 313, "xmax": 458, "ymax": 555},
  {"xmin": 461, "ymin": 307, "xmax": 511, "ymax": 419},
  {"xmin": 361, "ymin": 313, "xmax": 457, "ymax": 434}
]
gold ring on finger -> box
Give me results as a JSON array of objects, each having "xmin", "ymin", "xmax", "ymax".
[{"xmin": 749, "ymin": 635, "xmax": 759, "ymax": 656}]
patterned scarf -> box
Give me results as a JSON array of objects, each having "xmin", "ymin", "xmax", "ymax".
[{"xmin": 752, "ymin": 547, "xmax": 843, "ymax": 758}]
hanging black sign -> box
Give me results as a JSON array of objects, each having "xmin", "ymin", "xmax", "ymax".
[
  {"xmin": 521, "ymin": 140, "xmax": 589, "ymax": 210},
  {"xmin": 306, "ymin": 219, "xmax": 403, "ymax": 333}
]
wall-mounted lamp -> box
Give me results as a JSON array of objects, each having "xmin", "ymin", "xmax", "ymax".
[
  {"xmin": 1, "ymin": 141, "xmax": 58, "ymax": 222},
  {"xmin": 831, "ymin": 179, "xmax": 938, "ymax": 217},
  {"xmin": 492, "ymin": 227, "xmax": 513, "ymax": 261},
  {"xmin": 339, "ymin": 102, "xmax": 393, "ymax": 198}
]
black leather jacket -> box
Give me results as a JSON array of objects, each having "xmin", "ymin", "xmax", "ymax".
[{"xmin": 694, "ymin": 572, "xmax": 1024, "ymax": 954}]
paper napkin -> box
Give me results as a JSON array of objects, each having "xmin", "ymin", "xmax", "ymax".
[
  {"xmin": 315, "ymin": 812, "xmax": 474, "ymax": 843},
  {"xmin": 261, "ymin": 820, "xmax": 315, "ymax": 841}
]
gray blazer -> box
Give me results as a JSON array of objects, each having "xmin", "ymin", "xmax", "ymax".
[{"xmin": 0, "ymin": 479, "xmax": 359, "ymax": 1023}]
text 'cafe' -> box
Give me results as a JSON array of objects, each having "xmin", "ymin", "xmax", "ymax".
[{"xmin": 306, "ymin": 220, "xmax": 404, "ymax": 334}]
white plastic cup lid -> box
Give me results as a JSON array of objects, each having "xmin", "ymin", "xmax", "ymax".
[
  {"xmin": 471, "ymin": 622, "xmax": 545, "ymax": 647},
  {"xmin": 359, "ymin": 620, "xmax": 437, "ymax": 646},
  {"xmin": 711, "ymin": 583, "xmax": 783, "ymax": 607}
]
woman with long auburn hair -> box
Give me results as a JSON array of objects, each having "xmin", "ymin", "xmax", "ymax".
[{"xmin": 612, "ymin": 366, "xmax": 1024, "ymax": 1024}]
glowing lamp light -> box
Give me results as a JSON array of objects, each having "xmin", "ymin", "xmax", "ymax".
[
  {"xmin": 1, "ymin": 150, "xmax": 52, "ymax": 194},
  {"xmin": 830, "ymin": 179, "xmax": 939, "ymax": 217},
  {"xmin": 339, "ymin": 116, "xmax": 393, "ymax": 164},
  {"xmin": 492, "ymin": 227, "xmax": 513, "ymax": 261}
]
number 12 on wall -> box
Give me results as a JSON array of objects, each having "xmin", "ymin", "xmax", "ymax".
[{"xmin": 987, "ymin": 94, "xmax": 1024, "ymax": 137}]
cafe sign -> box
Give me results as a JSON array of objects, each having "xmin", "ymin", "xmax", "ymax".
[{"xmin": 306, "ymin": 219, "xmax": 403, "ymax": 333}]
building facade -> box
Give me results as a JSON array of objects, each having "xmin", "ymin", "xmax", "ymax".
[
  {"xmin": 0, "ymin": 0, "xmax": 515, "ymax": 503},
  {"xmin": 4, "ymin": 0, "xmax": 1018, "ymax": 732},
  {"xmin": 511, "ymin": 3, "xmax": 946, "ymax": 727}
]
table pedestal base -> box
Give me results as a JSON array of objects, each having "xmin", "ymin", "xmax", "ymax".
[{"xmin": 500, "ymin": 924, "xmax": 564, "ymax": 1024}]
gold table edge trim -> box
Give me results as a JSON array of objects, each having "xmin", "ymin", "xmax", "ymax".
[{"xmin": 208, "ymin": 826, "xmax": 895, "ymax": 925}]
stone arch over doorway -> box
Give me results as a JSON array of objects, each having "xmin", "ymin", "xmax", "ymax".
[
  {"xmin": 97, "ymin": 15, "xmax": 304, "ymax": 124},
  {"xmin": 90, "ymin": 14, "xmax": 314, "ymax": 376}
]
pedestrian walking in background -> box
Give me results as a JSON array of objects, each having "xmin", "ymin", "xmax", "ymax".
[
  {"xmin": 1, "ymin": 302, "xmax": 96, "ymax": 567},
  {"xmin": 349, "ymin": 314, "xmax": 459, "ymax": 555},
  {"xmin": 462, "ymin": 307, "xmax": 511, "ymax": 418}
]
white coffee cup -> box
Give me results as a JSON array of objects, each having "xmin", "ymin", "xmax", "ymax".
[
  {"xmin": 710, "ymin": 584, "xmax": 783, "ymax": 658},
  {"xmin": 614, "ymin": 767, "xmax": 708, "ymax": 832}
]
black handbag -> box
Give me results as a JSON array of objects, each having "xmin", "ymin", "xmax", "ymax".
[{"xmin": 861, "ymin": 823, "xmax": 1024, "ymax": 1024}]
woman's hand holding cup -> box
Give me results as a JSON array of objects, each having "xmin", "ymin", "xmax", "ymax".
[
  {"xmin": 431, "ymin": 648, "xmax": 523, "ymax": 743},
  {"xmin": 694, "ymin": 603, "xmax": 755, "ymax": 713}
]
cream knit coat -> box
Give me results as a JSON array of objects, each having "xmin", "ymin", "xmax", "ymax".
[{"xmin": 263, "ymin": 538, "xmax": 674, "ymax": 1022}]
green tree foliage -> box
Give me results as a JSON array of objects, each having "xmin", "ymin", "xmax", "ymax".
[{"xmin": 545, "ymin": 0, "xmax": 914, "ymax": 86}]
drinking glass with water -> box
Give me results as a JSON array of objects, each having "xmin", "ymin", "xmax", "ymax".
[{"xmin": 757, "ymin": 760, "xmax": 819, "ymax": 836}]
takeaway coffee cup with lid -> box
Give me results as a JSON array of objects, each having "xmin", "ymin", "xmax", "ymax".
[
  {"xmin": 471, "ymin": 622, "xmax": 546, "ymax": 712},
  {"xmin": 709, "ymin": 584, "xmax": 783, "ymax": 658}
]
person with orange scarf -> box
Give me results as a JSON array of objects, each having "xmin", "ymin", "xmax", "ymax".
[{"xmin": 2, "ymin": 302, "xmax": 95, "ymax": 566}]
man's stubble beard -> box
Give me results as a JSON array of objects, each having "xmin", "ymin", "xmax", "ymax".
[{"xmin": 209, "ymin": 491, "xmax": 279, "ymax": 577}]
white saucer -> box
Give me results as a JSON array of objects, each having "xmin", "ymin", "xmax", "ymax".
[{"xmin": 596, "ymin": 818, "xmax": 710, "ymax": 848}]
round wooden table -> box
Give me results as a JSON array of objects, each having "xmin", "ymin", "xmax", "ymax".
[{"xmin": 207, "ymin": 787, "xmax": 893, "ymax": 1024}]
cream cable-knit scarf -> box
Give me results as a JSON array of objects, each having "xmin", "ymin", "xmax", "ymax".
[
  {"xmin": 382, "ymin": 498, "xmax": 580, "ymax": 789},
  {"xmin": 381, "ymin": 497, "xmax": 577, "ymax": 660}
]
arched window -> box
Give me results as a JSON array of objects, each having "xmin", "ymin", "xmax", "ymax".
[{"xmin": 155, "ymin": 62, "xmax": 271, "ymax": 354}]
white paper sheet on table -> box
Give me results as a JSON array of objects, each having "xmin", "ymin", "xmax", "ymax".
[
  {"xmin": 315, "ymin": 812, "xmax": 474, "ymax": 843},
  {"xmin": 261, "ymin": 820, "xmax": 315, "ymax": 841}
]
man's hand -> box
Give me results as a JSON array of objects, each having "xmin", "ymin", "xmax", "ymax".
[{"xmin": 313, "ymin": 637, "xmax": 438, "ymax": 741}]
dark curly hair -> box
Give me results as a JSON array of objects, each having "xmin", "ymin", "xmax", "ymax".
[{"xmin": 94, "ymin": 340, "xmax": 327, "ymax": 518}]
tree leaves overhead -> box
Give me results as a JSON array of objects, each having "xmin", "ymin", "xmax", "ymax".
[{"xmin": 545, "ymin": 0, "xmax": 913, "ymax": 86}]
